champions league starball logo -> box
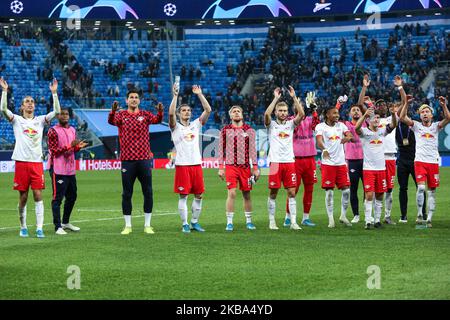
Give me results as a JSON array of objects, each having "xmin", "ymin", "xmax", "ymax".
[
  {"xmin": 164, "ymin": 3, "xmax": 177, "ymax": 17},
  {"xmin": 10, "ymin": 0, "xmax": 24, "ymax": 14},
  {"xmin": 353, "ymin": 0, "xmax": 442, "ymax": 13},
  {"xmin": 202, "ymin": 0, "xmax": 292, "ymax": 19},
  {"xmin": 49, "ymin": 0, "xmax": 139, "ymax": 19}
]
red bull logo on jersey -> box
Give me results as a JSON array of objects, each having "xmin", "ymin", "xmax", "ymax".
[
  {"xmin": 278, "ymin": 132, "xmax": 290, "ymax": 139},
  {"xmin": 421, "ymin": 133, "xmax": 435, "ymax": 139},
  {"xmin": 184, "ymin": 133, "xmax": 195, "ymax": 141},
  {"xmin": 328, "ymin": 135, "xmax": 341, "ymax": 141},
  {"xmin": 23, "ymin": 128, "xmax": 38, "ymax": 138},
  {"xmin": 369, "ymin": 139, "xmax": 383, "ymax": 145}
]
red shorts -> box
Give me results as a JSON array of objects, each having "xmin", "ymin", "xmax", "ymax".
[
  {"xmin": 225, "ymin": 165, "xmax": 252, "ymax": 191},
  {"xmin": 321, "ymin": 164, "xmax": 350, "ymax": 189},
  {"xmin": 174, "ymin": 165, "xmax": 205, "ymax": 195},
  {"xmin": 13, "ymin": 161, "xmax": 45, "ymax": 191},
  {"xmin": 415, "ymin": 161, "xmax": 440, "ymax": 188},
  {"xmin": 363, "ymin": 170, "xmax": 387, "ymax": 193},
  {"xmin": 269, "ymin": 162, "xmax": 297, "ymax": 189},
  {"xmin": 294, "ymin": 157, "xmax": 318, "ymax": 186},
  {"xmin": 385, "ymin": 159, "xmax": 396, "ymax": 189}
]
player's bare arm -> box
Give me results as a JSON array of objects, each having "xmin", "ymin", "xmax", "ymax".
[
  {"xmin": 289, "ymin": 86, "xmax": 305, "ymax": 126},
  {"xmin": 108, "ymin": 101, "xmax": 121, "ymax": 126},
  {"xmin": 355, "ymin": 107, "xmax": 373, "ymax": 135},
  {"xmin": 45, "ymin": 78, "xmax": 61, "ymax": 122},
  {"xmin": 151, "ymin": 102, "xmax": 164, "ymax": 124},
  {"xmin": 389, "ymin": 109, "xmax": 398, "ymax": 131},
  {"xmin": 316, "ymin": 135, "xmax": 330, "ymax": 160},
  {"xmin": 341, "ymin": 131, "xmax": 353, "ymax": 144},
  {"xmin": 357, "ymin": 74, "xmax": 370, "ymax": 113},
  {"xmin": 438, "ymin": 96, "xmax": 450, "ymax": 129},
  {"xmin": 194, "ymin": 85, "xmax": 212, "ymax": 125},
  {"xmin": 264, "ymin": 87, "xmax": 281, "ymax": 127},
  {"xmin": 0, "ymin": 77, "xmax": 13, "ymax": 122},
  {"xmin": 399, "ymin": 92, "xmax": 414, "ymax": 127},
  {"xmin": 169, "ymin": 84, "xmax": 178, "ymax": 129}
]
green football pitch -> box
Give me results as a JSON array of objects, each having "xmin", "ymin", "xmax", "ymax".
[{"xmin": 0, "ymin": 168, "xmax": 449, "ymax": 300}]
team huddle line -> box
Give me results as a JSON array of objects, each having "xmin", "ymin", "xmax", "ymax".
[{"xmin": 0, "ymin": 74, "xmax": 448, "ymax": 236}]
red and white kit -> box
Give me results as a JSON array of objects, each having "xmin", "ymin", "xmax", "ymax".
[
  {"xmin": 379, "ymin": 116, "xmax": 397, "ymax": 189},
  {"xmin": 267, "ymin": 120, "xmax": 297, "ymax": 189},
  {"xmin": 359, "ymin": 127, "xmax": 390, "ymax": 193},
  {"xmin": 412, "ymin": 121, "xmax": 441, "ymax": 188},
  {"xmin": 315, "ymin": 122, "xmax": 350, "ymax": 189},
  {"xmin": 171, "ymin": 118, "xmax": 205, "ymax": 194},
  {"xmin": 11, "ymin": 115, "xmax": 48, "ymax": 191}
]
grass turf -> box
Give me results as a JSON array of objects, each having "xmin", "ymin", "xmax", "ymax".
[{"xmin": 0, "ymin": 168, "xmax": 449, "ymax": 300}]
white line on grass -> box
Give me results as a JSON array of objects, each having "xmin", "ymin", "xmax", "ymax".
[{"xmin": 0, "ymin": 212, "xmax": 177, "ymax": 231}]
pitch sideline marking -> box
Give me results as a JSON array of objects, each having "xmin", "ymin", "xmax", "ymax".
[{"xmin": 0, "ymin": 211, "xmax": 177, "ymax": 231}]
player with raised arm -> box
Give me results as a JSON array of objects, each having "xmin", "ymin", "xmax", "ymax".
[
  {"xmin": 0, "ymin": 77, "xmax": 61, "ymax": 238},
  {"xmin": 335, "ymin": 93, "xmax": 366, "ymax": 224},
  {"xmin": 108, "ymin": 89, "xmax": 163, "ymax": 235},
  {"xmin": 355, "ymin": 103, "xmax": 397, "ymax": 230},
  {"xmin": 315, "ymin": 105, "xmax": 353, "ymax": 228},
  {"xmin": 395, "ymin": 84, "xmax": 427, "ymax": 223},
  {"xmin": 169, "ymin": 84, "xmax": 211, "ymax": 233},
  {"xmin": 358, "ymin": 75, "xmax": 399, "ymax": 224},
  {"xmin": 399, "ymin": 92, "xmax": 450, "ymax": 228},
  {"xmin": 283, "ymin": 91, "xmax": 320, "ymax": 228},
  {"xmin": 265, "ymin": 86, "xmax": 304, "ymax": 230},
  {"xmin": 218, "ymin": 105, "xmax": 260, "ymax": 231}
]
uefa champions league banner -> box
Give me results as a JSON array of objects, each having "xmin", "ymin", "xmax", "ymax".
[{"xmin": 3, "ymin": 0, "xmax": 448, "ymax": 20}]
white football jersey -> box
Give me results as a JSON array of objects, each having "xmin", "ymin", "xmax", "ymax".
[
  {"xmin": 267, "ymin": 120, "xmax": 295, "ymax": 163},
  {"xmin": 411, "ymin": 121, "xmax": 441, "ymax": 164},
  {"xmin": 315, "ymin": 122, "xmax": 349, "ymax": 166},
  {"xmin": 171, "ymin": 118, "xmax": 202, "ymax": 166},
  {"xmin": 360, "ymin": 127, "xmax": 388, "ymax": 170},
  {"xmin": 379, "ymin": 116, "xmax": 397, "ymax": 159},
  {"xmin": 11, "ymin": 115, "xmax": 47, "ymax": 163}
]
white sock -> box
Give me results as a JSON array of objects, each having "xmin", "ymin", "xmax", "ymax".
[
  {"xmin": 325, "ymin": 190, "xmax": 334, "ymax": 219},
  {"xmin": 427, "ymin": 190, "xmax": 436, "ymax": 222},
  {"xmin": 364, "ymin": 200, "xmax": 373, "ymax": 223},
  {"xmin": 124, "ymin": 215, "xmax": 132, "ymax": 227},
  {"xmin": 18, "ymin": 204, "xmax": 27, "ymax": 229},
  {"xmin": 416, "ymin": 185, "xmax": 426, "ymax": 217},
  {"xmin": 144, "ymin": 213, "xmax": 152, "ymax": 227},
  {"xmin": 35, "ymin": 201, "xmax": 44, "ymax": 230},
  {"xmin": 385, "ymin": 191, "xmax": 393, "ymax": 218},
  {"xmin": 245, "ymin": 212, "xmax": 252, "ymax": 224},
  {"xmin": 178, "ymin": 197, "xmax": 188, "ymax": 225},
  {"xmin": 191, "ymin": 198, "xmax": 202, "ymax": 224},
  {"xmin": 288, "ymin": 198, "xmax": 297, "ymax": 224},
  {"xmin": 340, "ymin": 189, "xmax": 350, "ymax": 219},
  {"xmin": 285, "ymin": 212, "xmax": 290, "ymax": 219},
  {"xmin": 226, "ymin": 212, "xmax": 234, "ymax": 225},
  {"xmin": 374, "ymin": 200, "xmax": 383, "ymax": 223},
  {"xmin": 268, "ymin": 198, "xmax": 276, "ymax": 222},
  {"xmin": 303, "ymin": 213, "xmax": 310, "ymax": 222}
]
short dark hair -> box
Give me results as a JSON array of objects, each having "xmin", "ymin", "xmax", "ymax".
[
  {"xmin": 126, "ymin": 90, "xmax": 141, "ymax": 99},
  {"xmin": 350, "ymin": 105, "xmax": 363, "ymax": 113},
  {"xmin": 176, "ymin": 104, "xmax": 191, "ymax": 114}
]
